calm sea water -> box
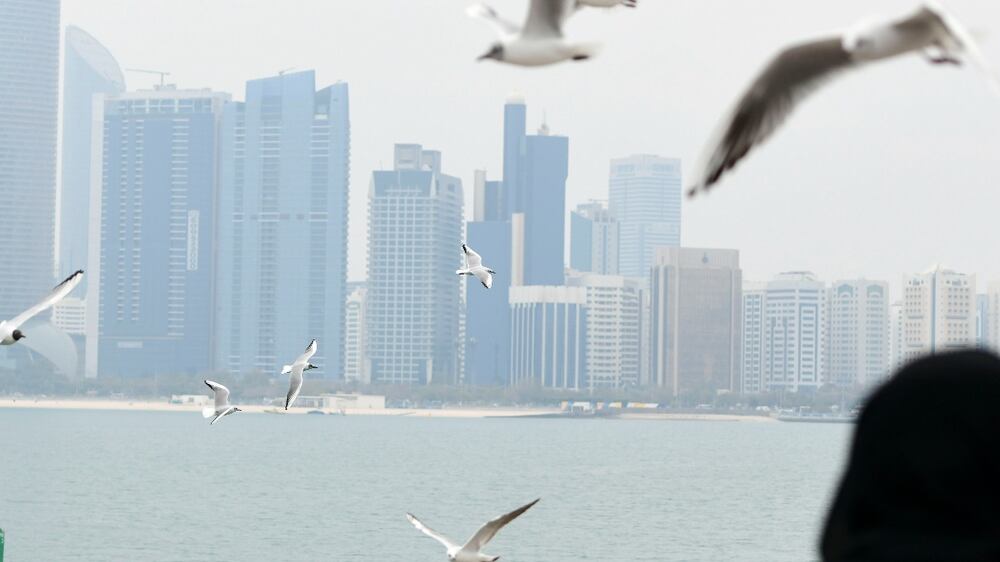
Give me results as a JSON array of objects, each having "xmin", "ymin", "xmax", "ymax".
[{"xmin": 0, "ymin": 409, "xmax": 851, "ymax": 561}]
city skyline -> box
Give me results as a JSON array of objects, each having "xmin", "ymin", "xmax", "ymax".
[{"xmin": 59, "ymin": 0, "xmax": 1000, "ymax": 289}]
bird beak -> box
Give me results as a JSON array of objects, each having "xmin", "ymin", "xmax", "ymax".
[{"xmin": 477, "ymin": 53, "xmax": 490, "ymax": 61}]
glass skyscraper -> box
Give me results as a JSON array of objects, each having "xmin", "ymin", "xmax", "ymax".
[
  {"xmin": 609, "ymin": 155, "xmax": 682, "ymax": 278},
  {"xmin": 522, "ymin": 128, "xmax": 568, "ymax": 286},
  {"xmin": 59, "ymin": 27, "xmax": 125, "ymax": 282},
  {"xmin": 216, "ymin": 71, "xmax": 350, "ymax": 378},
  {"xmin": 367, "ymin": 144, "xmax": 463, "ymax": 385},
  {"xmin": 88, "ymin": 87, "xmax": 229, "ymax": 377},
  {"xmin": 0, "ymin": 0, "xmax": 60, "ymax": 320},
  {"xmin": 501, "ymin": 98, "xmax": 569, "ymax": 283}
]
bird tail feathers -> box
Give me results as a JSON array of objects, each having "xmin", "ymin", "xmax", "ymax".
[
  {"xmin": 201, "ymin": 407, "xmax": 215, "ymax": 419},
  {"xmin": 281, "ymin": 365, "xmax": 292, "ymax": 375}
]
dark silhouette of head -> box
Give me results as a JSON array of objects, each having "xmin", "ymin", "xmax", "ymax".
[
  {"xmin": 12, "ymin": 329, "xmax": 25, "ymax": 341},
  {"xmin": 306, "ymin": 363, "xmax": 318, "ymax": 371},
  {"xmin": 821, "ymin": 350, "xmax": 1000, "ymax": 561},
  {"xmin": 477, "ymin": 43, "xmax": 504, "ymax": 61}
]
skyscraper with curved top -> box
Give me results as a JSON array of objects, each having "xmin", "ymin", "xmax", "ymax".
[
  {"xmin": 60, "ymin": 26, "xmax": 126, "ymax": 281},
  {"xmin": 0, "ymin": 0, "xmax": 60, "ymax": 320}
]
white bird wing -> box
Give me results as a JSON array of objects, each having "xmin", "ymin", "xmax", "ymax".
[
  {"xmin": 294, "ymin": 339, "xmax": 317, "ymax": 366},
  {"xmin": 463, "ymin": 498, "xmax": 540, "ymax": 552},
  {"xmin": 9, "ymin": 270, "xmax": 84, "ymax": 329},
  {"xmin": 522, "ymin": 0, "xmax": 573, "ymax": 39},
  {"xmin": 285, "ymin": 368, "xmax": 304, "ymax": 410},
  {"xmin": 923, "ymin": 3, "xmax": 1000, "ymax": 96},
  {"xmin": 466, "ymin": 4, "xmax": 519, "ymax": 37},
  {"xmin": 406, "ymin": 513, "xmax": 458, "ymax": 550},
  {"xmin": 462, "ymin": 244, "xmax": 483, "ymax": 268},
  {"xmin": 472, "ymin": 268, "xmax": 494, "ymax": 289},
  {"xmin": 689, "ymin": 36, "xmax": 854, "ymax": 196},
  {"xmin": 204, "ymin": 380, "xmax": 230, "ymax": 410}
]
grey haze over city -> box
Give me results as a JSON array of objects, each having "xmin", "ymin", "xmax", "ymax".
[
  {"xmin": 62, "ymin": 0, "xmax": 1000, "ymax": 286},
  {"xmin": 7, "ymin": 0, "xmax": 1000, "ymax": 560}
]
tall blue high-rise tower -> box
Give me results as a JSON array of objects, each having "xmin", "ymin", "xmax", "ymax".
[
  {"xmin": 522, "ymin": 125, "xmax": 568, "ymax": 286},
  {"xmin": 89, "ymin": 87, "xmax": 229, "ymax": 377},
  {"xmin": 216, "ymin": 71, "xmax": 350, "ymax": 378},
  {"xmin": 0, "ymin": 0, "xmax": 60, "ymax": 321},
  {"xmin": 59, "ymin": 27, "xmax": 125, "ymax": 282}
]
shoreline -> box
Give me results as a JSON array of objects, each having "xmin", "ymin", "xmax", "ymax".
[{"xmin": 0, "ymin": 397, "xmax": 775, "ymax": 422}]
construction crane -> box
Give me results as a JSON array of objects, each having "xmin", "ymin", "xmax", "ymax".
[{"xmin": 125, "ymin": 68, "xmax": 171, "ymax": 88}]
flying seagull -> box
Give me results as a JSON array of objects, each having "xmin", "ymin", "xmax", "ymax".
[
  {"xmin": 282, "ymin": 339, "xmax": 318, "ymax": 410},
  {"xmin": 688, "ymin": 2, "xmax": 1000, "ymax": 196},
  {"xmin": 203, "ymin": 380, "xmax": 242, "ymax": 425},
  {"xmin": 467, "ymin": 0, "xmax": 601, "ymax": 66},
  {"xmin": 406, "ymin": 498, "xmax": 540, "ymax": 562},
  {"xmin": 456, "ymin": 243, "xmax": 496, "ymax": 289},
  {"xmin": 0, "ymin": 270, "xmax": 84, "ymax": 345}
]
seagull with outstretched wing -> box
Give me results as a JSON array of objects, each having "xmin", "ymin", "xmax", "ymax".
[
  {"xmin": 203, "ymin": 380, "xmax": 242, "ymax": 425},
  {"xmin": 456, "ymin": 243, "xmax": 496, "ymax": 289},
  {"xmin": 406, "ymin": 498, "xmax": 540, "ymax": 562},
  {"xmin": 689, "ymin": 2, "xmax": 1000, "ymax": 196},
  {"xmin": 0, "ymin": 269, "xmax": 84, "ymax": 345}
]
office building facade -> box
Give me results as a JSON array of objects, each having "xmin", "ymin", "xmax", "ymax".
[
  {"xmin": 649, "ymin": 247, "xmax": 741, "ymax": 399},
  {"xmin": 0, "ymin": 0, "xmax": 60, "ymax": 321},
  {"xmin": 366, "ymin": 144, "xmax": 463, "ymax": 384},
  {"xmin": 609, "ymin": 155, "xmax": 682, "ymax": 278},
  {"xmin": 509, "ymin": 285, "xmax": 588, "ymax": 389},
  {"xmin": 899, "ymin": 266, "xmax": 977, "ymax": 363},
  {"xmin": 88, "ymin": 87, "xmax": 229, "ymax": 377},
  {"xmin": 567, "ymin": 272, "xmax": 640, "ymax": 389},
  {"xmin": 827, "ymin": 280, "xmax": 890, "ymax": 388},
  {"xmin": 216, "ymin": 71, "xmax": 349, "ymax": 377}
]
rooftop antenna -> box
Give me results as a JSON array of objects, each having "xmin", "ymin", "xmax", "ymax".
[{"xmin": 125, "ymin": 68, "xmax": 171, "ymax": 88}]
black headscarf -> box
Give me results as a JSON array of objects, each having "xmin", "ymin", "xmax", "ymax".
[{"xmin": 821, "ymin": 350, "xmax": 1000, "ymax": 561}]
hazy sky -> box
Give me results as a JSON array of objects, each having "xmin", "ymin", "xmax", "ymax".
[{"xmin": 62, "ymin": 0, "xmax": 1000, "ymax": 290}]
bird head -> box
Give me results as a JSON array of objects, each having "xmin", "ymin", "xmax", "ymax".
[
  {"xmin": 477, "ymin": 43, "xmax": 504, "ymax": 61},
  {"xmin": 307, "ymin": 363, "xmax": 319, "ymax": 371},
  {"xmin": 233, "ymin": 407, "xmax": 243, "ymax": 413},
  {"xmin": 12, "ymin": 329, "xmax": 25, "ymax": 341}
]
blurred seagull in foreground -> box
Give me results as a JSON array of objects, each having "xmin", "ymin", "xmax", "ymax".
[
  {"xmin": 688, "ymin": 2, "xmax": 1000, "ymax": 197},
  {"xmin": 467, "ymin": 0, "xmax": 601, "ymax": 66},
  {"xmin": 203, "ymin": 380, "xmax": 241, "ymax": 425},
  {"xmin": 0, "ymin": 270, "xmax": 84, "ymax": 345},
  {"xmin": 406, "ymin": 498, "xmax": 539, "ymax": 562},
  {"xmin": 457, "ymin": 243, "xmax": 495, "ymax": 289},
  {"xmin": 282, "ymin": 339, "xmax": 318, "ymax": 410}
]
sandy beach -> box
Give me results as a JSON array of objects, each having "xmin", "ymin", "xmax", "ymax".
[
  {"xmin": 0, "ymin": 397, "xmax": 557, "ymax": 418},
  {"xmin": 0, "ymin": 397, "xmax": 774, "ymax": 421}
]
